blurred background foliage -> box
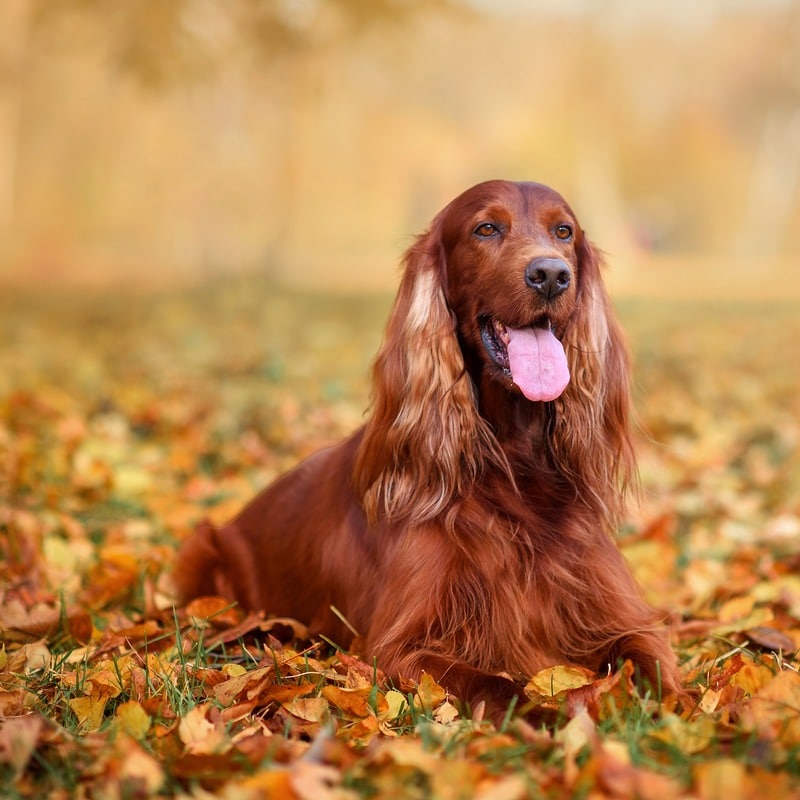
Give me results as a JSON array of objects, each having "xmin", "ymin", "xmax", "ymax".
[{"xmin": 0, "ymin": 0, "xmax": 798, "ymax": 296}]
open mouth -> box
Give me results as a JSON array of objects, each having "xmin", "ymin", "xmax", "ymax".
[
  {"xmin": 479, "ymin": 316, "xmax": 570, "ymax": 402},
  {"xmin": 480, "ymin": 316, "xmax": 551, "ymax": 373}
]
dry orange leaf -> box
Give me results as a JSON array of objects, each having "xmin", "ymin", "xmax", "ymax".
[
  {"xmin": 285, "ymin": 695, "xmax": 330, "ymax": 723},
  {"xmin": 321, "ymin": 685, "xmax": 374, "ymax": 718},
  {"xmin": 741, "ymin": 669, "xmax": 800, "ymax": 746},
  {"xmin": 185, "ymin": 595, "xmax": 243, "ymax": 628},
  {"xmin": 213, "ymin": 665, "xmax": 275, "ymax": 707},
  {"xmin": 178, "ymin": 704, "xmax": 229, "ymax": 755},
  {"xmin": 730, "ymin": 660, "xmax": 776, "ymax": 696}
]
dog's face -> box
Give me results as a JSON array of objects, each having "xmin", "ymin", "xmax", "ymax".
[{"xmin": 437, "ymin": 180, "xmax": 585, "ymax": 402}]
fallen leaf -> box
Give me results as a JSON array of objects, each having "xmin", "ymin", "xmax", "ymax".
[
  {"xmin": 556, "ymin": 704, "xmax": 596, "ymax": 785},
  {"xmin": 286, "ymin": 696, "xmax": 330, "ymax": 723},
  {"xmin": 745, "ymin": 626, "xmax": 796, "ymax": 654},
  {"xmin": 68, "ymin": 695, "xmax": 109, "ymax": 731},
  {"xmin": 526, "ymin": 665, "xmax": 594, "ymax": 697},
  {"xmin": 693, "ymin": 759, "xmax": 746, "ymax": 800},
  {"xmin": 0, "ymin": 715, "xmax": 43, "ymax": 778},
  {"xmin": 178, "ymin": 704, "xmax": 229, "ymax": 755},
  {"xmin": 740, "ymin": 669, "xmax": 800, "ymax": 747},
  {"xmin": 113, "ymin": 700, "xmax": 151, "ymax": 740},
  {"xmin": 290, "ymin": 760, "xmax": 348, "ymax": 800},
  {"xmin": 433, "ymin": 699, "xmax": 460, "ymax": 725},
  {"xmin": 648, "ymin": 713, "xmax": 717, "ymax": 755},
  {"xmin": 117, "ymin": 737, "xmax": 165, "ymax": 794},
  {"xmin": 213, "ymin": 665, "xmax": 275, "ymax": 707},
  {"xmin": 322, "ymin": 685, "xmax": 373, "ymax": 718},
  {"xmin": 186, "ymin": 595, "xmax": 243, "ymax": 628},
  {"xmin": 415, "ymin": 672, "xmax": 447, "ymax": 714}
]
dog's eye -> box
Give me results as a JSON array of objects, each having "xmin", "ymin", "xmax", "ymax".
[
  {"xmin": 555, "ymin": 224, "xmax": 573, "ymax": 241},
  {"xmin": 474, "ymin": 223, "xmax": 500, "ymax": 238}
]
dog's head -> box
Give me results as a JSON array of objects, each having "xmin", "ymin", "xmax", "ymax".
[{"xmin": 356, "ymin": 180, "xmax": 634, "ymax": 526}]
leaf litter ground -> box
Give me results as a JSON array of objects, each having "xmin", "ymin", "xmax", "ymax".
[{"xmin": 1, "ymin": 279, "xmax": 799, "ymax": 799}]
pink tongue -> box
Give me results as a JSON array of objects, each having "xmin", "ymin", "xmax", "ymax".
[{"xmin": 505, "ymin": 326, "xmax": 570, "ymax": 402}]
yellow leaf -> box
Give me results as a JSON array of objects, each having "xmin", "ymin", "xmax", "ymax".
[
  {"xmin": 648, "ymin": 713, "xmax": 716, "ymax": 755},
  {"xmin": 416, "ymin": 672, "xmax": 446, "ymax": 713},
  {"xmin": 693, "ymin": 759, "xmax": 746, "ymax": 800},
  {"xmin": 730, "ymin": 661, "xmax": 774, "ymax": 696},
  {"xmin": 42, "ymin": 534, "xmax": 92, "ymax": 580},
  {"xmin": 69, "ymin": 695, "xmax": 108, "ymax": 731},
  {"xmin": 380, "ymin": 689, "xmax": 409, "ymax": 721},
  {"xmin": 526, "ymin": 665, "xmax": 594, "ymax": 697},
  {"xmin": 113, "ymin": 700, "xmax": 151, "ymax": 740},
  {"xmin": 113, "ymin": 464, "xmax": 153, "ymax": 497},
  {"xmin": 754, "ymin": 668, "xmax": 800, "ymax": 709},
  {"xmin": 222, "ymin": 663, "xmax": 247, "ymax": 678}
]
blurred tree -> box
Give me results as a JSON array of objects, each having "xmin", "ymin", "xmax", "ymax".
[
  {"xmin": 0, "ymin": 0, "xmax": 31, "ymax": 236},
  {"xmin": 733, "ymin": 4, "xmax": 800, "ymax": 256},
  {"xmin": 0, "ymin": 0, "xmax": 452, "ymax": 244},
  {"xmin": 1, "ymin": 1, "xmax": 797, "ymax": 285},
  {"xmin": 32, "ymin": 0, "xmax": 451, "ymax": 87}
]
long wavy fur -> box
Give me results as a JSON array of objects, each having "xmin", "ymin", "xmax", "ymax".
[
  {"xmin": 354, "ymin": 214, "xmax": 511, "ymax": 526},
  {"xmin": 174, "ymin": 180, "xmax": 680, "ymax": 722},
  {"xmin": 551, "ymin": 233, "xmax": 637, "ymax": 527}
]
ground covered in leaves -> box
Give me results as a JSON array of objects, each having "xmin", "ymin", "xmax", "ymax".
[{"xmin": 1, "ymin": 278, "xmax": 799, "ymax": 799}]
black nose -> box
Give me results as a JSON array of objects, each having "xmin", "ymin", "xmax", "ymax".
[{"xmin": 525, "ymin": 258, "xmax": 571, "ymax": 300}]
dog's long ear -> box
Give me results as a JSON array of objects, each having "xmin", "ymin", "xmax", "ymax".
[
  {"xmin": 551, "ymin": 234, "xmax": 636, "ymax": 526},
  {"xmin": 353, "ymin": 214, "xmax": 498, "ymax": 526}
]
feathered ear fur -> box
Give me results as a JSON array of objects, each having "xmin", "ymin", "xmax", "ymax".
[
  {"xmin": 353, "ymin": 217, "xmax": 499, "ymax": 526},
  {"xmin": 551, "ymin": 235, "xmax": 636, "ymax": 527}
]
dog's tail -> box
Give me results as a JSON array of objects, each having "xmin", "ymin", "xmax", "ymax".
[{"xmin": 172, "ymin": 518, "xmax": 257, "ymax": 609}]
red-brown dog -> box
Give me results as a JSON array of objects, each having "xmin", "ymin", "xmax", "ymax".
[{"xmin": 175, "ymin": 180, "xmax": 679, "ymax": 718}]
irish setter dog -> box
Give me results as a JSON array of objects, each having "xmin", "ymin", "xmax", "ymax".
[{"xmin": 175, "ymin": 180, "xmax": 679, "ymax": 718}]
